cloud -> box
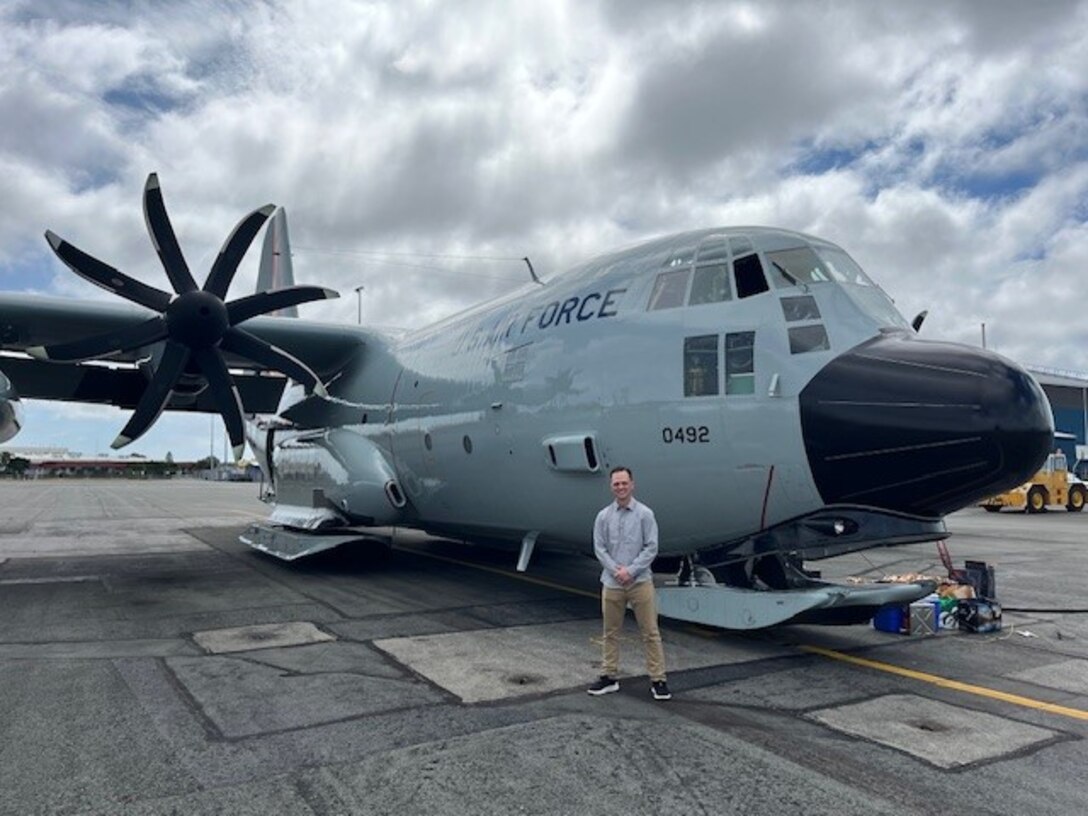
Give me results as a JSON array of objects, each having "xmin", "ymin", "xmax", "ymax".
[{"xmin": 2, "ymin": 0, "xmax": 1088, "ymax": 456}]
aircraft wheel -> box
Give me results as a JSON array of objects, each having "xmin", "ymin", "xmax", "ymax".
[
  {"xmin": 1026, "ymin": 486, "xmax": 1047, "ymax": 513},
  {"xmin": 983, "ymin": 505, "xmax": 1002, "ymax": 513},
  {"xmin": 1067, "ymin": 485, "xmax": 1086, "ymax": 512}
]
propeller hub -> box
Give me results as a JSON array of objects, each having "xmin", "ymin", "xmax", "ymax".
[{"xmin": 165, "ymin": 291, "xmax": 230, "ymax": 348}]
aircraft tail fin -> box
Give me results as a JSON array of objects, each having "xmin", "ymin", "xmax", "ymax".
[{"xmin": 256, "ymin": 207, "xmax": 298, "ymax": 317}]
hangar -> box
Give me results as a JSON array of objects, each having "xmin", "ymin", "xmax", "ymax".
[{"xmin": 1030, "ymin": 366, "xmax": 1088, "ymax": 470}]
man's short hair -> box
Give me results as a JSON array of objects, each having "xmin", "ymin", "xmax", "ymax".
[{"xmin": 610, "ymin": 466, "xmax": 633, "ymax": 479}]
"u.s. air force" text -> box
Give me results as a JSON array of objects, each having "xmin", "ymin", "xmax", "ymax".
[{"xmin": 456, "ymin": 287, "xmax": 627, "ymax": 354}]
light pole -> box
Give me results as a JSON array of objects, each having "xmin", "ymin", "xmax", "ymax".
[{"xmin": 354, "ymin": 285, "xmax": 365, "ymax": 325}]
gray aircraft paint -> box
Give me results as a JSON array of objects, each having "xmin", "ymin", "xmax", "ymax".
[
  {"xmin": 254, "ymin": 227, "xmax": 909, "ymax": 555},
  {"xmin": 255, "ymin": 208, "xmax": 299, "ymax": 318}
]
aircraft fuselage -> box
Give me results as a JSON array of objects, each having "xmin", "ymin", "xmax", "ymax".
[{"xmin": 257, "ymin": 226, "xmax": 1052, "ymax": 562}]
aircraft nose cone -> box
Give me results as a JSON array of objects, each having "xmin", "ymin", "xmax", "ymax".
[{"xmin": 799, "ymin": 332, "xmax": 1053, "ymax": 517}]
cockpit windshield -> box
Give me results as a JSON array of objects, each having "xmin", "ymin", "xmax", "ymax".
[
  {"xmin": 767, "ymin": 242, "xmax": 908, "ymax": 330},
  {"xmin": 766, "ymin": 245, "xmax": 876, "ymax": 288},
  {"xmin": 766, "ymin": 247, "xmax": 830, "ymax": 286},
  {"xmin": 814, "ymin": 246, "xmax": 872, "ymax": 286}
]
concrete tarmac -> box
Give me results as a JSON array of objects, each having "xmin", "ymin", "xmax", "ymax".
[{"xmin": 2, "ymin": 479, "xmax": 1088, "ymax": 815}]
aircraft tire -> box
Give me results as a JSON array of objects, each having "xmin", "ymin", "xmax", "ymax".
[
  {"xmin": 1067, "ymin": 485, "xmax": 1086, "ymax": 512},
  {"xmin": 1026, "ymin": 486, "xmax": 1047, "ymax": 514}
]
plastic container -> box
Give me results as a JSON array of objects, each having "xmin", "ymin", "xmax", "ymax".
[{"xmin": 873, "ymin": 605, "xmax": 905, "ymax": 633}]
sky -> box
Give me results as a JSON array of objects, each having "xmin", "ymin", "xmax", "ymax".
[{"xmin": 1, "ymin": 0, "xmax": 1087, "ymax": 461}]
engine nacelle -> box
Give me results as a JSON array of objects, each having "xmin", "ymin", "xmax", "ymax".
[
  {"xmin": 271, "ymin": 428, "xmax": 407, "ymax": 526},
  {"xmin": 0, "ymin": 370, "xmax": 24, "ymax": 444}
]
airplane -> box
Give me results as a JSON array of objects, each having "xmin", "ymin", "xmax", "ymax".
[{"xmin": 0, "ymin": 174, "xmax": 1053, "ymax": 628}]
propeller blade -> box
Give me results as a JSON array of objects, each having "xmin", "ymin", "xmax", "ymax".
[
  {"xmin": 111, "ymin": 340, "xmax": 190, "ymax": 449},
  {"xmin": 226, "ymin": 286, "xmax": 339, "ymax": 325},
  {"xmin": 143, "ymin": 173, "xmax": 198, "ymax": 295},
  {"xmin": 193, "ymin": 346, "xmax": 246, "ymax": 461},
  {"xmin": 220, "ymin": 327, "xmax": 328, "ymax": 397},
  {"xmin": 202, "ymin": 204, "xmax": 276, "ymax": 300},
  {"xmin": 45, "ymin": 231, "xmax": 173, "ymax": 313},
  {"xmin": 27, "ymin": 316, "xmax": 168, "ymax": 362}
]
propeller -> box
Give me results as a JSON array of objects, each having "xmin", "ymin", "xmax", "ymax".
[{"xmin": 32, "ymin": 173, "xmax": 338, "ymax": 460}]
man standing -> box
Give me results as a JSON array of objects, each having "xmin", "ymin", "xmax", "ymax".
[{"xmin": 587, "ymin": 466, "xmax": 671, "ymax": 700}]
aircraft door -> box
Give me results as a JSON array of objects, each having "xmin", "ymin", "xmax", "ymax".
[{"xmin": 718, "ymin": 325, "xmax": 820, "ymax": 530}]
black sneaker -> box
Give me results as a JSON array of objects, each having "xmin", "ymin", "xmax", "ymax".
[
  {"xmin": 587, "ymin": 675, "xmax": 619, "ymax": 696},
  {"xmin": 651, "ymin": 680, "xmax": 672, "ymax": 700}
]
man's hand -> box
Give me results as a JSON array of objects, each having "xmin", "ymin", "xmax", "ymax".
[{"xmin": 614, "ymin": 565, "xmax": 633, "ymax": 586}]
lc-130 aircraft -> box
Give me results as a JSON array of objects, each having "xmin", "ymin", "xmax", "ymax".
[{"xmin": 0, "ymin": 175, "xmax": 1053, "ymax": 628}]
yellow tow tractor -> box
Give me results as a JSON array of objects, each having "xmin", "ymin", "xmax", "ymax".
[{"xmin": 979, "ymin": 450, "xmax": 1087, "ymax": 513}]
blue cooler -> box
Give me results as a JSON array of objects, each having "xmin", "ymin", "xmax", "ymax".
[{"xmin": 872, "ymin": 605, "xmax": 905, "ymax": 633}]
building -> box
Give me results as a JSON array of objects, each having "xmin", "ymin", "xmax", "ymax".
[
  {"xmin": 0, "ymin": 447, "xmax": 204, "ymax": 479},
  {"xmin": 1029, "ymin": 366, "xmax": 1088, "ymax": 468}
]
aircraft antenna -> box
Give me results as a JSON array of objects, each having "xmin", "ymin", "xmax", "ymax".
[{"xmin": 523, "ymin": 257, "xmax": 544, "ymax": 286}]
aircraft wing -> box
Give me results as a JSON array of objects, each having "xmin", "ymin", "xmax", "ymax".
[{"xmin": 0, "ymin": 292, "xmax": 363, "ymax": 414}]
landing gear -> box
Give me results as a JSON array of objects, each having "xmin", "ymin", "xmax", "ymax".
[
  {"xmin": 657, "ymin": 508, "xmax": 947, "ymax": 629},
  {"xmin": 675, "ymin": 556, "xmax": 717, "ymax": 587},
  {"xmin": 659, "ymin": 551, "xmax": 934, "ymax": 629}
]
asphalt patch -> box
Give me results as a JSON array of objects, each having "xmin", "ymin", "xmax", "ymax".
[
  {"xmin": 808, "ymin": 693, "xmax": 1059, "ymax": 768},
  {"xmin": 193, "ymin": 621, "xmax": 334, "ymax": 654}
]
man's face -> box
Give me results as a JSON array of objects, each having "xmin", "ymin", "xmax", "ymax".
[{"xmin": 610, "ymin": 471, "xmax": 633, "ymax": 504}]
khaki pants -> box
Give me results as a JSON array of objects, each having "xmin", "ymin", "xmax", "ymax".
[{"xmin": 600, "ymin": 580, "xmax": 666, "ymax": 682}]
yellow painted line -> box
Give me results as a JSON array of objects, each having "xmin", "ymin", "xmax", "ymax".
[
  {"xmin": 802, "ymin": 644, "xmax": 1088, "ymax": 723},
  {"xmin": 396, "ymin": 545, "xmax": 600, "ymax": 600}
]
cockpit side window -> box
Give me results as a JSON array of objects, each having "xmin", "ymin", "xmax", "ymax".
[
  {"xmin": 780, "ymin": 295, "xmax": 821, "ymax": 322},
  {"xmin": 788, "ymin": 325, "xmax": 831, "ymax": 354},
  {"xmin": 647, "ymin": 244, "xmax": 698, "ymax": 310},
  {"xmin": 733, "ymin": 254, "xmax": 769, "ymax": 299},
  {"xmin": 689, "ymin": 263, "xmax": 733, "ymax": 305},
  {"xmin": 647, "ymin": 268, "xmax": 691, "ymax": 310}
]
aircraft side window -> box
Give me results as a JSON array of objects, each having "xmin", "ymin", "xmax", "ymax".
[
  {"xmin": 733, "ymin": 254, "xmax": 769, "ymax": 299},
  {"xmin": 689, "ymin": 262, "xmax": 733, "ymax": 306},
  {"xmin": 647, "ymin": 268, "xmax": 692, "ymax": 310},
  {"xmin": 683, "ymin": 334, "xmax": 719, "ymax": 397},
  {"xmin": 788, "ymin": 324, "xmax": 831, "ymax": 354},
  {"xmin": 780, "ymin": 295, "xmax": 821, "ymax": 322},
  {"xmin": 725, "ymin": 331, "xmax": 755, "ymax": 395}
]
